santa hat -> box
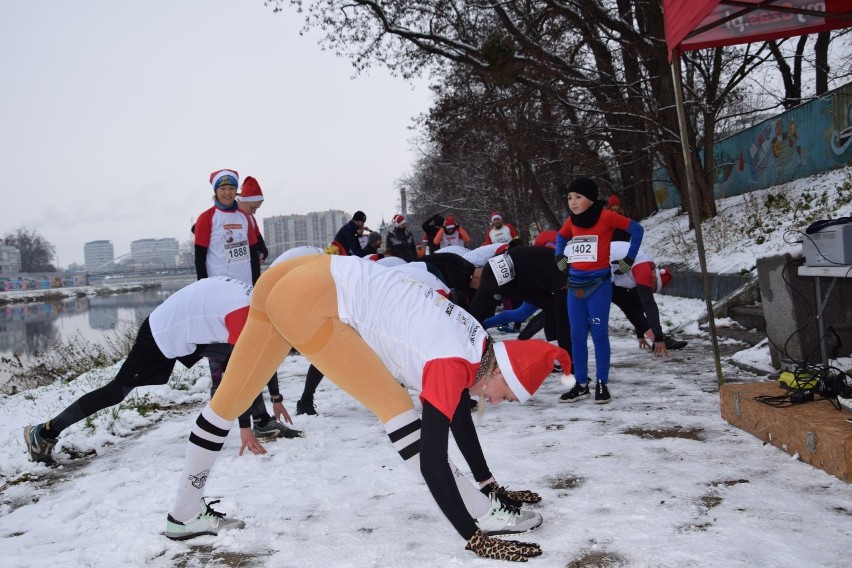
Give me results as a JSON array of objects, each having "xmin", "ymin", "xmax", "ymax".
[
  {"xmin": 490, "ymin": 212, "xmax": 503, "ymax": 222},
  {"xmin": 392, "ymin": 213, "xmax": 406, "ymax": 227},
  {"xmin": 239, "ymin": 176, "xmax": 264, "ymax": 202},
  {"xmin": 493, "ymin": 340, "xmax": 572, "ymax": 403},
  {"xmin": 655, "ymin": 267, "xmax": 672, "ymax": 293},
  {"xmin": 607, "ymin": 195, "xmax": 621, "ymax": 207},
  {"xmin": 210, "ymin": 169, "xmax": 239, "ymax": 190},
  {"xmin": 444, "ymin": 216, "xmax": 457, "ymax": 229}
]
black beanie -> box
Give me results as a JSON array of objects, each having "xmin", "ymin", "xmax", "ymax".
[
  {"xmin": 568, "ymin": 177, "xmax": 599, "ymax": 202},
  {"xmin": 353, "ymin": 210, "xmax": 367, "ymax": 222}
]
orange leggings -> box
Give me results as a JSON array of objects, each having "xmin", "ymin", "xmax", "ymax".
[{"xmin": 209, "ymin": 255, "xmax": 413, "ymax": 424}]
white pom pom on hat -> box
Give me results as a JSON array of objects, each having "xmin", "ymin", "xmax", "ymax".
[{"xmin": 561, "ymin": 373, "xmax": 577, "ymax": 389}]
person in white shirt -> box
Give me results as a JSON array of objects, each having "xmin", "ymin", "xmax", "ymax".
[
  {"xmin": 166, "ymin": 254, "xmax": 572, "ymax": 561},
  {"xmin": 22, "ymin": 277, "xmax": 290, "ymax": 466}
]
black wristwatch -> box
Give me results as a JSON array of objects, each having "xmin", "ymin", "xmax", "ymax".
[{"xmin": 270, "ymin": 395, "xmax": 283, "ymax": 403}]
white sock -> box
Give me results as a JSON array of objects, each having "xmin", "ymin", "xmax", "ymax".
[{"xmin": 170, "ymin": 405, "xmax": 233, "ymax": 522}]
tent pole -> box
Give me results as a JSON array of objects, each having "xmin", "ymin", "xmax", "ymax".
[{"xmin": 671, "ymin": 55, "xmax": 725, "ymax": 388}]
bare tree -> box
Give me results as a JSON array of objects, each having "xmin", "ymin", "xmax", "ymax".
[
  {"xmin": 3, "ymin": 228, "xmax": 56, "ymax": 272},
  {"xmin": 268, "ymin": 0, "xmax": 850, "ymax": 227}
]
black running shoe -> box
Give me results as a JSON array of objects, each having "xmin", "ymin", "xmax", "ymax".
[
  {"xmin": 594, "ymin": 382, "xmax": 611, "ymax": 404},
  {"xmin": 24, "ymin": 424, "xmax": 56, "ymax": 465},
  {"xmin": 296, "ymin": 399, "xmax": 317, "ymax": 416},
  {"xmin": 663, "ymin": 335, "xmax": 688, "ymax": 350},
  {"xmin": 559, "ymin": 383, "xmax": 590, "ymax": 403}
]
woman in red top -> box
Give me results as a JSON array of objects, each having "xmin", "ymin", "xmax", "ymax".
[{"xmin": 554, "ymin": 177, "xmax": 643, "ymax": 404}]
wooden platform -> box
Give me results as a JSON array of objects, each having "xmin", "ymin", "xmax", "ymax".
[{"xmin": 720, "ymin": 381, "xmax": 852, "ymax": 482}]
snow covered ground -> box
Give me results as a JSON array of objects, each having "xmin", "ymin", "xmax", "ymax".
[{"xmin": 1, "ymin": 167, "xmax": 851, "ymax": 567}]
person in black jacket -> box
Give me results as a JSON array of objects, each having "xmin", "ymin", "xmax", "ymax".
[
  {"xmin": 333, "ymin": 210, "xmax": 369, "ymax": 257},
  {"xmin": 422, "ymin": 251, "xmax": 478, "ymax": 309},
  {"xmin": 385, "ymin": 213, "xmax": 418, "ymax": 261},
  {"xmin": 362, "ymin": 231, "xmax": 384, "ymax": 257},
  {"xmin": 421, "ymin": 213, "xmax": 444, "ymax": 254},
  {"xmin": 467, "ymin": 246, "xmax": 572, "ymax": 358}
]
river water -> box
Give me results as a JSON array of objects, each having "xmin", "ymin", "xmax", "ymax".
[{"xmin": 0, "ymin": 280, "xmax": 194, "ymax": 387}]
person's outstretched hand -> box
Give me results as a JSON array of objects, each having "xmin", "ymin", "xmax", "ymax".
[
  {"xmin": 239, "ymin": 427, "xmax": 267, "ymax": 456},
  {"xmin": 652, "ymin": 341, "xmax": 670, "ymax": 357},
  {"xmin": 465, "ymin": 529, "xmax": 542, "ymax": 562},
  {"xmin": 272, "ymin": 402, "xmax": 293, "ymax": 425}
]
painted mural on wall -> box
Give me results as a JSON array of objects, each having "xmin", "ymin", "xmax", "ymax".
[
  {"xmin": 0, "ymin": 273, "xmax": 88, "ymax": 292},
  {"xmin": 654, "ymin": 82, "xmax": 852, "ymax": 209}
]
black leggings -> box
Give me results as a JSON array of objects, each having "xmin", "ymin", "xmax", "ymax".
[{"xmin": 48, "ymin": 318, "xmax": 176, "ymax": 434}]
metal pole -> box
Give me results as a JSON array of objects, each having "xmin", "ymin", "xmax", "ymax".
[{"xmin": 671, "ymin": 56, "xmax": 725, "ymax": 388}]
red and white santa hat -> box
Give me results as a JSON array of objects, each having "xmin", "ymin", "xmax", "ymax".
[
  {"xmin": 493, "ymin": 340, "xmax": 572, "ymax": 403},
  {"xmin": 490, "ymin": 211, "xmax": 503, "ymax": 221},
  {"xmin": 655, "ymin": 267, "xmax": 672, "ymax": 293},
  {"xmin": 392, "ymin": 213, "xmax": 406, "ymax": 227},
  {"xmin": 444, "ymin": 216, "xmax": 457, "ymax": 229},
  {"xmin": 239, "ymin": 176, "xmax": 264, "ymax": 202},
  {"xmin": 210, "ymin": 169, "xmax": 239, "ymax": 190}
]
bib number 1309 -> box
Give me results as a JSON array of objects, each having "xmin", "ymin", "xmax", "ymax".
[{"xmin": 487, "ymin": 254, "xmax": 516, "ymax": 286}]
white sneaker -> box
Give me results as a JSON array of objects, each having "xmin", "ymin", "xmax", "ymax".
[
  {"xmin": 475, "ymin": 494, "xmax": 543, "ymax": 536},
  {"xmin": 164, "ymin": 499, "xmax": 245, "ymax": 540}
]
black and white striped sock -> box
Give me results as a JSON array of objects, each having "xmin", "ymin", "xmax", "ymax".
[{"xmin": 170, "ymin": 405, "xmax": 232, "ymax": 522}]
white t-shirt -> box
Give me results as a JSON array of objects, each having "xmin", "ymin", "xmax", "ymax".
[
  {"xmin": 462, "ymin": 243, "xmax": 505, "ymax": 267},
  {"xmin": 330, "ymin": 256, "xmax": 486, "ymax": 415},
  {"xmin": 271, "ymin": 246, "xmax": 325, "ymax": 266},
  {"xmin": 148, "ymin": 276, "xmax": 252, "ymax": 359},
  {"xmin": 194, "ymin": 206, "xmax": 255, "ymax": 285},
  {"xmin": 385, "ymin": 261, "xmax": 450, "ymax": 296},
  {"xmin": 435, "ymin": 243, "xmax": 505, "ymax": 266},
  {"xmin": 609, "ymin": 241, "xmax": 652, "ymax": 289},
  {"xmin": 376, "ymin": 256, "xmax": 407, "ymax": 267}
]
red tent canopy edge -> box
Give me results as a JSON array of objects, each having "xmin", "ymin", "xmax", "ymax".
[{"xmin": 664, "ymin": 0, "xmax": 852, "ymax": 61}]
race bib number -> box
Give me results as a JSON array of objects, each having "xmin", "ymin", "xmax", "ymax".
[
  {"xmin": 566, "ymin": 236, "xmax": 598, "ymax": 263},
  {"xmin": 225, "ymin": 240, "xmax": 249, "ymax": 264},
  {"xmin": 488, "ymin": 254, "xmax": 516, "ymax": 286}
]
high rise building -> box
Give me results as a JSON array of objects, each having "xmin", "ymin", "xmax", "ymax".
[
  {"xmin": 84, "ymin": 240, "xmax": 114, "ymax": 273},
  {"xmin": 0, "ymin": 245, "xmax": 21, "ymax": 275},
  {"xmin": 263, "ymin": 209, "xmax": 349, "ymax": 260},
  {"xmin": 130, "ymin": 238, "xmax": 179, "ymax": 268}
]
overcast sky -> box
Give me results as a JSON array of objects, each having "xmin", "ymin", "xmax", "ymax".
[{"xmin": 1, "ymin": 1, "xmax": 432, "ymax": 267}]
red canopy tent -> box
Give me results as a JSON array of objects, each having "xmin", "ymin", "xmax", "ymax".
[
  {"xmin": 665, "ymin": 0, "xmax": 852, "ymax": 61},
  {"xmin": 661, "ymin": 0, "xmax": 852, "ymax": 387}
]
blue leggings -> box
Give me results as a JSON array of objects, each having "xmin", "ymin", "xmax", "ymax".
[{"xmin": 567, "ymin": 280, "xmax": 613, "ymax": 384}]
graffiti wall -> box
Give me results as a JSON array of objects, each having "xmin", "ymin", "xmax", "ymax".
[
  {"xmin": 0, "ymin": 273, "xmax": 88, "ymax": 292},
  {"xmin": 654, "ymin": 82, "xmax": 852, "ymax": 209}
]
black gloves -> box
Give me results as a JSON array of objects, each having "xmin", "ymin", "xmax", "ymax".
[
  {"xmin": 465, "ymin": 529, "xmax": 542, "ymax": 562},
  {"xmin": 555, "ymin": 253, "xmax": 569, "ymax": 275},
  {"xmin": 611, "ymin": 256, "xmax": 634, "ymax": 275}
]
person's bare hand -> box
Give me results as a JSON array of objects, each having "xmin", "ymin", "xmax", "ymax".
[
  {"xmin": 638, "ymin": 337, "xmax": 652, "ymax": 349},
  {"xmin": 652, "ymin": 341, "xmax": 669, "ymax": 357},
  {"xmin": 272, "ymin": 402, "xmax": 293, "ymax": 425},
  {"xmin": 239, "ymin": 427, "xmax": 267, "ymax": 456}
]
